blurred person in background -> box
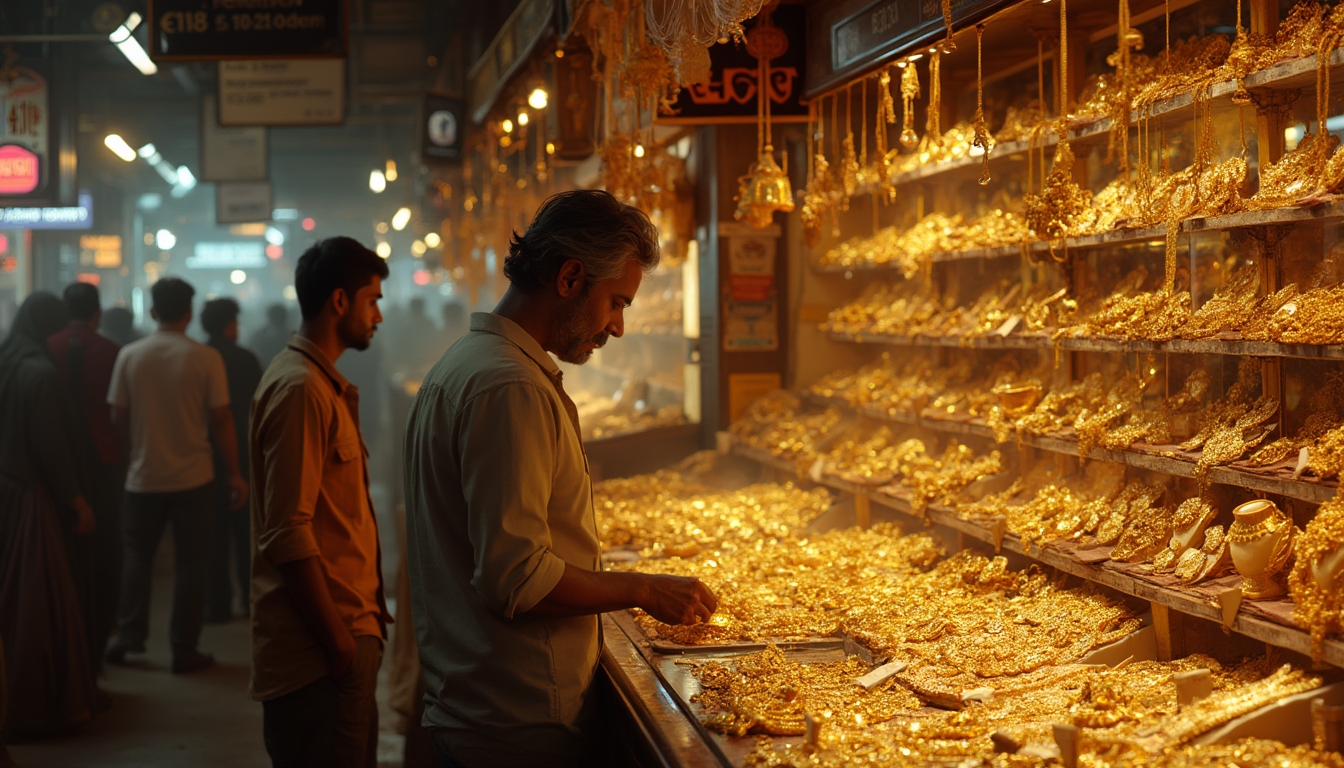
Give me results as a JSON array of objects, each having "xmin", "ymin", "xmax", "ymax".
[
  {"xmin": 0, "ymin": 292, "xmax": 97, "ymax": 737},
  {"xmin": 100, "ymin": 307, "xmax": 142, "ymax": 347},
  {"xmin": 249, "ymin": 304, "xmax": 294, "ymax": 367},
  {"xmin": 250, "ymin": 238, "xmax": 391, "ymax": 768},
  {"xmin": 105, "ymin": 278, "xmax": 248, "ymax": 674},
  {"xmin": 47, "ymin": 282, "xmax": 124, "ymax": 683},
  {"xmin": 199, "ymin": 298, "xmax": 264, "ymax": 623}
]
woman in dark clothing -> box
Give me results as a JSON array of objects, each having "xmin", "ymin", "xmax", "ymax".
[{"xmin": 0, "ymin": 292, "xmax": 97, "ymax": 738}]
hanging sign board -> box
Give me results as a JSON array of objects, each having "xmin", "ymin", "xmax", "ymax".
[
  {"xmin": 466, "ymin": 0, "xmax": 555, "ymax": 124},
  {"xmin": 147, "ymin": 0, "xmax": 348, "ymax": 61},
  {"xmin": 200, "ymin": 100, "xmax": 267, "ymax": 181},
  {"xmin": 217, "ymin": 59, "xmax": 345, "ymax": 126},
  {"xmin": 79, "ymin": 235, "xmax": 123, "ymax": 268},
  {"xmin": 0, "ymin": 192, "xmax": 93, "ymax": 229},
  {"xmin": 186, "ymin": 241, "xmax": 267, "ymax": 269},
  {"xmin": 723, "ymin": 235, "xmax": 779, "ymax": 351},
  {"xmin": 806, "ymin": 0, "xmax": 1011, "ymax": 97},
  {"xmin": 659, "ymin": 5, "xmax": 807, "ymax": 125},
  {"xmin": 421, "ymin": 92, "xmax": 465, "ymax": 165},
  {"xmin": 0, "ymin": 67, "xmax": 50, "ymax": 199},
  {"xmin": 215, "ymin": 181, "xmax": 273, "ymax": 224}
]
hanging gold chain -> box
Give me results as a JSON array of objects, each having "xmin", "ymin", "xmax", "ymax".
[{"xmin": 972, "ymin": 25, "xmax": 993, "ymax": 184}]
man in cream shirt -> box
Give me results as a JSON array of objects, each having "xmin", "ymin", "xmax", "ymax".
[{"xmin": 404, "ymin": 191, "xmax": 717, "ymax": 767}]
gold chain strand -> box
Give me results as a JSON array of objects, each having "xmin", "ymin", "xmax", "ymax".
[
  {"xmin": 972, "ymin": 25, "xmax": 992, "ymax": 184},
  {"xmin": 939, "ymin": 0, "xmax": 956, "ymax": 52},
  {"xmin": 926, "ymin": 50, "xmax": 941, "ymax": 140},
  {"xmin": 900, "ymin": 58, "xmax": 921, "ymax": 149}
]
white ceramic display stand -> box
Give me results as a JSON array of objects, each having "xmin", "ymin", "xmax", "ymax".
[{"xmin": 1078, "ymin": 619, "xmax": 1158, "ymax": 667}]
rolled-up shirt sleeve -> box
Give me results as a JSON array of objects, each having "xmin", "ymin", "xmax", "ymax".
[
  {"xmin": 457, "ymin": 381, "xmax": 567, "ymax": 619},
  {"xmin": 255, "ymin": 383, "xmax": 328, "ymax": 567}
]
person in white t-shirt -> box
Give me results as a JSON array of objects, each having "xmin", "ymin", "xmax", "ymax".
[{"xmin": 104, "ymin": 277, "xmax": 248, "ymax": 674}]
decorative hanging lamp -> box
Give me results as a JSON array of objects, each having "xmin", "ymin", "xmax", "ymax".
[{"xmin": 734, "ymin": 4, "xmax": 794, "ymax": 229}]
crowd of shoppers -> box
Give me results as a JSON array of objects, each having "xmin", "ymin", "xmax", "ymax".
[{"xmin": 0, "ymin": 191, "xmax": 715, "ymax": 768}]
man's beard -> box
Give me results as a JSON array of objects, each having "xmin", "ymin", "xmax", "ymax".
[
  {"xmin": 338, "ymin": 312, "xmax": 374, "ymax": 351},
  {"xmin": 551, "ymin": 291, "xmax": 607, "ymax": 365}
]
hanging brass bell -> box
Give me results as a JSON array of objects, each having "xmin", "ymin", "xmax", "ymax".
[{"xmin": 734, "ymin": 146, "xmax": 795, "ymax": 229}]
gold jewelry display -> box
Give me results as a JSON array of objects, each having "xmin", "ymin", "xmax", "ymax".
[{"xmin": 971, "ymin": 25, "xmax": 992, "ymax": 185}]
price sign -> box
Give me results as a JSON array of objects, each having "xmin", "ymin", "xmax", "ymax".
[
  {"xmin": 0, "ymin": 67, "xmax": 49, "ymax": 199},
  {"xmin": 218, "ymin": 59, "xmax": 345, "ymax": 126},
  {"xmin": 148, "ymin": 0, "xmax": 347, "ymax": 61}
]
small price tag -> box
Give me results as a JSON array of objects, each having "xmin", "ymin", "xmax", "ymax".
[
  {"xmin": 995, "ymin": 315, "xmax": 1022, "ymax": 337},
  {"xmin": 856, "ymin": 660, "xmax": 907, "ymax": 690},
  {"xmin": 1294, "ymin": 446, "xmax": 1311, "ymax": 479},
  {"xmin": 809, "ymin": 458, "xmax": 827, "ymax": 483}
]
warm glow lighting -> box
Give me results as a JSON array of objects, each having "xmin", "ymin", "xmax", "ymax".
[
  {"xmin": 375, "ymin": 222, "xmax": 389, "ymax": 234},
  {"xmin": 501, "ymin": 119, "xmax": 514, "ymax": 133},
  {"xmin": 634, "ymin": 144, "xmax": 646, "ymax": 158},
  {"xmin": 546, "ymin": 142, "xmax": 555, "ymax": 155},
  {"xmin": 554, "ymin": 49, "xmax": 564, "ymax": 58},
  {"xmin": 266, "ymin": 244, "xmax": 283, "ymax": 260},
  {"xmin": 528, "ymin": 88, "xmax": 549, "ymax": 110},
  {"xmin": 424, "ymin": 232, "xmax": 442, "ymax": 248},
  {"xmin": 413, "ymin": 270, "xmax": 431, "ymax": 286},
  {"xmin": 518, "ymin": 111, "xmax": 529, "ymax": 126},
  {"xmin": 369, "ymin": 170, "xmax": 387, "ymax": 193},
  {"xmin": 385, "ymin": 159, "xmax": 398, "ymax": 182},
  {"xmin": 110, "ymin": 13, "xmax": 157, "ymax": 75},
  {"xmin": 301, "ymin": 217, "xmax": 316, "ymax": 231},
  {"xmin": 103, "ymin": 134, "xmax": 137, "ymax": 162},
  {"xmin": 392, "ymin": 207, "xmax": 412, "ymax": 231},
  {"xmin": 155, "ymin": 229, "xmax": 176, "ymax": 250},
  {"xmin": 229, "ymin": 270, "xmax": 247, "ymax": 285},
  {"xmin": 375, "ymin": 242, "xmax": 392, "ymax": 258},
  {"xmin": 411, "ymin": 240, "xmax": 427, "ymax": 256}
]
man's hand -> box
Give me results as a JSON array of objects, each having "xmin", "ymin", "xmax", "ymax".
[
  {"xmin": 326, "ymin": 627, "xmax": 357, "ymax": 681},
  {"xmin": 637, "ymin": 574, "xmax": 718, "ymax": 626},
  {"xmin": 228, "ymin": 473, "xmax": 249, "ymax": 509},
  {"xmin": 72, "ymin": 496, "xmax": 96, "ymax": 536}
]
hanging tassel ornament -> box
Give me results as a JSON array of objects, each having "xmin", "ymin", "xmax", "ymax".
[
  {"xmin": 841, "ymin": 83, "xmax": 860, "ymax": 198},
  {"xmin": 733, "ymin": 10, "xmax": 794, "ymax": 229},
  {"xmin": 939, "ymin": 0, "xmax": 956, "ymax": 53},
  {"xmin": 899, "ymin": 58, "xmax": 921, "ymax": 149},
  {"xmin": 926, "ymin": 50, "xmax": 942, "ymax": 145},
  {"xmin": 971, "ymin": 25, "xmax": 993, "ymax": 184},
  {"xmin": 876, "ymin": 67, "xmax": 898, "ymax": 201}
]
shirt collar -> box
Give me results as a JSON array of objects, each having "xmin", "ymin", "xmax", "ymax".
[
  {"xmin": 469, "ymin": 312, "xmax": 560, "ymax": 379},
  {"xmin": 286, "ymin": 334, "xmax": 351, "ymax": 393}
]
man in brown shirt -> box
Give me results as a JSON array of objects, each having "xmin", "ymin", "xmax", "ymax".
[{"xmin": 249, "ymin": 237, "xmax": 391, "ymax": 768}]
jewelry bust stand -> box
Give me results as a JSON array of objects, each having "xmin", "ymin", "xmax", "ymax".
[{"xmin": 1229, "ymin": 499, "xmax": 1297, "ymax": 600}]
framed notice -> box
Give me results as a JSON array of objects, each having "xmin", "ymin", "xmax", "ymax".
[
  {"xmin": 201, "ymin": 100, "xmax": 267, "ymax": 182},
  {"xmin": 215, "ymin": 181, "xmax": 273, "ymax": 224},
  {"xmin": 147, "ymin": 0, "xmax": 347, "ymax": 61},
  {"xmin": 218, "ymin": 60, "xmax": 346, "ymax": 127},
  {"xmin": 658, "ymin": 4, "xmax": 806, "ymax": 125}
]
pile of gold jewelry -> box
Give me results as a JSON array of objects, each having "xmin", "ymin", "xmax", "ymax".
[
  {"xmin": 823, "ymin": 280, "xmax": 1075, "ymax": 339},
  {"xmin": 815, "ymin": 210, "xmax": 1030, "ymax": 275},
  {"xmin": 1290, "ymin": 492, "xmax": 1344, "ymax": 661},
  {"xmin": 730, "ymin": 392, "xmax": 848, "ymax": 473},
  {"xmin": 596, "ymin": 472, "xmax": 832, "ymax": 558}
]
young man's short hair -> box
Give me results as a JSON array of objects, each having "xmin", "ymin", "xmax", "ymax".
[
  {"xmin": 503, "ymin": 190, "xmax": 660, "ymax": 293},
  {"xmin": 294, "ymin": 237, "xmax": 389, "ymax": 321},
  {"xmin": 151, "ymin": 277, "xmax": 196, "ymax": 323},
  {"xmin": 63, "ymin": 281, "xmax": 101, "ymax": 322},
  {"xmin": 200, "ymin": 298, "xmax": 241, "ymax": 339}
]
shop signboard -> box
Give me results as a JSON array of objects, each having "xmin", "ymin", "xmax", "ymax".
[
  {"xmin": 723, "ymin": 234, "xmax": 779, "ymax": 351},
  {"xmin": 806, "ymin": 0, "xmax": 1011, "ymax": 96},
  {"xmin": 79, "ymin": 235, "xmax": 123, "ymax": 268},
  {"xmin": 0, "ymin": 67, "xmax": 50, "ymax": 199},
  {"xmin": 0, "ymin": 192, "xmax": 93, "ymax": 230},
  {"xmin": 201, "ymin": 100, "xmax": 267, "ymax": 181},
  {"xmin": 421, "ymin": 92, "xmax": 465, "ymax": 165},
  {"xmin": 215, "ymin": 181, "xmax": 273, "ymax": 224},
  {"xmin": 658, "ymin": 5, "xmax": 807, "ymax": 125},
  {"xmin": 186, "ymin": 241, "xmax": 267, "ymax": 269},
  {"xmin": 218, "ymin": 59, "xmax": 345, "ymax": 126},
  {"xmin": 147, "ymin": 0, "xmax": 347, "ymax": 61}
]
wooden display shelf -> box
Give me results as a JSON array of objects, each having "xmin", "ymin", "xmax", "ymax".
[
  {"xmin": 800, "ymin": 393, "xmax": 1341, "ymax": 504},
  {"xmin": 726, "ymin": 441, "xmax": 1344, "ymax": 669},
  {"xmin": 865, "ymin": 47, "xmax": 1344, "ymax": 190},
  {"xmin": 826, "ymin": 329, "xmax": 1344, "ymax": 361},
  {"xmin": 812, "ymin": 198, "xmax": 1344, "ymax": 274}
]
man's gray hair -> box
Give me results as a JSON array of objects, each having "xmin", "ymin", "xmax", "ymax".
[{"xmin": 503, "ymin": 190, "xmax": 660, "ymax": 293}]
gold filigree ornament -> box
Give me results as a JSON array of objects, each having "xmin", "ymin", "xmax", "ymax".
[
  {"xmin": 1290, "ymin": 493, "xmax": 1344, "ymax": 662},
  {"xmin": 898, "ymin": 57, "xmax": 920, "ymax": 149}
]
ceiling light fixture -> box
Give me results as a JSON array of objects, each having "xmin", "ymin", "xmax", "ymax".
[
  {"xmin": 369, "ymin": 170, "xmax": 386, "ymax": 193},
  {"xmin": 392, "ymin": 207, "xmax": 412, "ymax": 231},
  {"xmin": 103, "ymin": 134, "xmax": 137, "ymax": 162},
  {"xmin": 528, "ymin": 88, "xmax": 549, "ymax": 110},
  {"xmin": 110, "ymin": 12, "xmax": 157, "ymax": 75}
]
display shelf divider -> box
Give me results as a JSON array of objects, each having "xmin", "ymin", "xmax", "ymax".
[{"xmin": 824, "ymin": 330, "xmax": 1344, "ymax": 361}]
